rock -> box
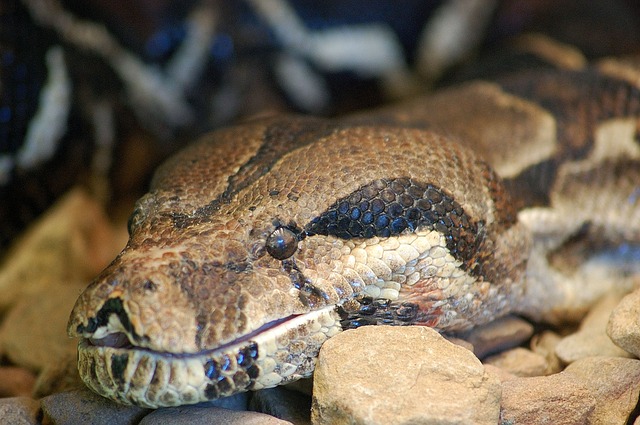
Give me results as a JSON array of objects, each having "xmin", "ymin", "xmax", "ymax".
[
  {"xmin": 0, "ymin": 366, "xmax": 37, "ymax": 398},
  {"xmin": 0, "ymin": 282, "xmax": 87, "ymax": 371},
  {"xmin": 556, "ymin": 294, "xmax": 632, "ymax": 364},
  {"xmin": 0, "ymin": 189, "xmax": 123, "ymax": 313},
  {"xmin": 250, "ymin": 387, "xmax": 312, "ymax": 425},
  {"xmin": 284, "ymin": 377, "xmax": 314, "ymax": 396},
  {"xmin": 33, "ymin": 355, "xmax": 85, "ymax": 398},
  {"xmin": 530, "ymin": 330, "xmax": 563, "ymax": 374},
  {"xmin": 459, "ymin": 315, "xmax": 534, "ymax": 358},
  {"xmin": 500, "ymin": 373, "xmax": 595, "ymax": 424},
  {"xmin": 608, "ymin": 286, "xmax": 640, "ymax": 358},
  {"xmin": 311, "ymin": 326, "xmax": 501, "ymax": 425},
  {"xmin": 0, "ymin": 397, "xmax": 41, "ymax": 425},
  {"xmin": 483, "ymin": 347, "xmax": 548, "ymax": 377},
  {"xmin": 483, "ymin": 364, "xmax": 517, "ymax": 383},
  {"xmin": 139, "ymin": 406, "xmax": 292, "ymax": 425},
  {"xmin": 205, "ymin": 392, "xmax": 249, "ymax": 411},
  {"xmin": 564, "ymin": 356, "xmax": 640, "ymax": 424},
  {"xmin": 40, "ymin": 387, "xmax": 150, "ymax": 425}
]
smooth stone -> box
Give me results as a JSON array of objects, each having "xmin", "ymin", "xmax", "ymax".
[
  {"xmin": 556, "ymin": 294, "xmax": 632, "ymax": 364},
  {"xmin": 483, "ymin": 347, "xmax": 548, "ymax": 377},
  {"xmin": 529, "ymin": 330, "xmax": 563, "ymax": 374},
  {"xmin": 40, "ymin": 387, "xmax": 150, "ymax": 425},
  {"xmin": 0, "ymin": 366, "xmax": 37, "ymax": 398},
  {"xmin": 0, "ymin": 397, "xmax": 41, "ymax": 425},
  {"xmin": 311, "ymin": 326, "xmax": 501, "ymax": 425},
  {"xmin": 500, "ymin": 373, "xmax": 595, "ymax": 424},
  {"xmin": 564, "ymin": 356, "xmax": 640, "ymax": 424},
  {"xmin": 249, "ymin": 386, "xmax": 311, "ymax": 425},
  {"xmin": 139, "ymin": 406, "xmax": 292, "ymax": 425},
  {"xmin": 608, "ymin": 286, "xmax": 640, "ymax": 358},
  {"xmin": 458, "ymin": 315, "xmax": 534, "ymax": 358}
]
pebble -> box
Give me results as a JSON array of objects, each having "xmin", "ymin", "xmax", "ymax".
[
  {"xmin": 311, "ymin": 326, "xmax": 501, "ymax": 425},
  {"xmin": 564, "ymin": 356, "xmax": 640, "ymax": 424},
  {"xmin": 500, "ymin": 373, "xmax": 595, "ymax": 424},
  {"xmin": 529, "ymin": 330, "xmax": 564, "ymax": 374},
  {"xmin": 483, "ymin": 347, "xmax": 549, "ymax": 377},
  {"xmin": 139, "ymin": 405, "xmax": 294, "ymax": 425},
  {"xmin": 0, "ymin": 397, "xmax": 41, "ymax": 425},
  {"xmin": 608, "ymin": 286, "xmax": 640, "ymax": 358},
  {"xmin": 555, "ymin": 294, "xmax": 633, "ymax": 364},
  {"xmin": 458, "ymin": 315, "xmax": 535, "ymax": 358}
]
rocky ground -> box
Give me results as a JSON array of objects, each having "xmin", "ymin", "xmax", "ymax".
[{"xmin": 1, "ymin": 188, "xmax": 640, "ymax": 425}]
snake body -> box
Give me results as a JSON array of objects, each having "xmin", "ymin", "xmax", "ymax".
[{"xmin": 67, "ymin": 58, "xmax": 640, "ymax": 407}]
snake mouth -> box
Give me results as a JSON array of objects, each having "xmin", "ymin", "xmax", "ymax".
[
  {"xmin": 84, "ymin": 314, "xmax": 306, "ymax": 355},
  {"xmin": 76, "ymin": 306, "xmax": 343, "ymax": 408}
]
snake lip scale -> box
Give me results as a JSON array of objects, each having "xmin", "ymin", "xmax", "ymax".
[{"xmin": 68, "ymin": 64, "xmax": 640, "ymax": 407}]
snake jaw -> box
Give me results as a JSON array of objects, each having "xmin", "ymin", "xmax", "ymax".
[{"xmin": 75, "ymin": 305, "xmax": 343, "ymax": 408}]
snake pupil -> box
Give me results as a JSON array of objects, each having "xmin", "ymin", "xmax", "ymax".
[{"xmin": 266, "ymin": 227, "xmax": 298, "ymax": 260}]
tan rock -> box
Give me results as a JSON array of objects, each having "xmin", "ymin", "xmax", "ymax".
[
  {"xmin": 500, "ymin": 373, "xmax": 595, "ymax": 424},
  {"xmin": 608, "ymin": 286, "xmax": 640, "ymax": 358},
  {"xmin": 459, "ymin": 315, "xmax": 534, "ymax": 358},
  {"xmin": 0, "ymin": 282, "xmax": 87, "ymax": 371},
  {"xmin": 311, "ymin": 326, "xmax": 501, "ymax": 425},
  {"xmin": 483, "ymin": 364, "xmax": 517, "ymax": 383},
  {"xmin": 556, "ymin": 294, "xmax": 632, "ymax": 364},
  {"xmin": 530, "ymin": 330, "xmax": 563, "ymax": 374},
  {"xmin": 564, "ymin": 356, "xmax": 640, "ymax": 424},
  {"xmin": 0, "ymin": 188, "xmax": 123, "ymax": 313},
  {"xmin": 484, "ymin": 347, "xmax": 548, "ymax": 377}
]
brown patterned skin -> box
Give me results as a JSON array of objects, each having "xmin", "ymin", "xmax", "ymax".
[{"xmin": 67, "ymin": 63, "xmax": 640, "ymax": 407}]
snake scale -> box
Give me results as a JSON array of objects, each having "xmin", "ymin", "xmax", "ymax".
[{"xmin": 67, "ymin": 47, "xmax": 640, "ymax": 407}]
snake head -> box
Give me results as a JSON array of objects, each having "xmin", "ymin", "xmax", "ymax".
[{"xmin": 67, "ymin": 116, "xmax": 530, "ymax": 407}]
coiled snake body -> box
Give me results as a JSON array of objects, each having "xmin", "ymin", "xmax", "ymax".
[{"xmin": 68, "ymin": 62, "xmax": 640, "ymax": 407}]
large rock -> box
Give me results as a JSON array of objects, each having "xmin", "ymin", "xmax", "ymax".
[
  {"xmin": 0, "ymin": 189, "xmax": 123, "ymax": 313},
  {"xmin": 311, "ymin": 326, "xmax": 501, "ymax": 425},
  {"xmin": 500, "ymin": 373, "xmax": 595, "ymax": 424},
  {"xmin": 608, "ymin": 286, "xmax": 640, "ymax": 358},
  {"xmin": 564, "ymin": 356, "xmax": 640, "ymax": 424},
  {"xmin": 0, "ymin": 283, "xmax": 86, "ymax": 371}
]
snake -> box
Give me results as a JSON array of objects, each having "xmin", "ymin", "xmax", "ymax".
[{"xmin": 66, "ymin": 51, "xmax": 640, "ymax": 408}]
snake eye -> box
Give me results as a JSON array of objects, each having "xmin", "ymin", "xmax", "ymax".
[{"xmin": 266, "ymin": 227, "xmax": 298, "ymax": 260}]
